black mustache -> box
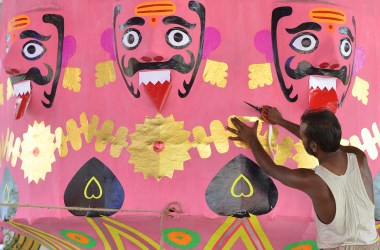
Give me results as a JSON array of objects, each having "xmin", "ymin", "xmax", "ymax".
[
  {"xmin": 121, "ymin": 52, "xmax": 195, "ymax": 77},
  {"xmin": 10, "ymin": 64, "xmax": 53, "ymax": 85},
  {"xmin": 285, "ymin": 57, "xmax": 348, "ymax": 85}
]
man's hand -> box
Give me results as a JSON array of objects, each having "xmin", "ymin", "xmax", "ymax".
[
  {"xmin": 262, "ymin": 106, "xmax": 283, "ymax": 125},
  {"xmin": 227, "ymin": 117, "xmax": 259, "ymax": 146}
]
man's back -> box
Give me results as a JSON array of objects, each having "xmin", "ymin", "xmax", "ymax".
[{"xmin": 313, "ymin": 152, "xmax": 378, "ymax": 248}]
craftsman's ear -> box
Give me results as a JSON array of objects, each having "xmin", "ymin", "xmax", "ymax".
[{"xmin": 310, "ymin": 141, "xmax": 318, "ymax": 153}]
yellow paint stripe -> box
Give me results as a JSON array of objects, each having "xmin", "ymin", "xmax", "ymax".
[{"xmin": 135, "ymin": 1, "xmax": 176, "ymax": 16}]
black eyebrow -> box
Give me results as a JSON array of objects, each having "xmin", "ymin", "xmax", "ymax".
[
  {"xmin": 120, "ymin": 17, "xmax": 145, "ymax": 30},
  {"xmin": 286, "ymin": 22, "xmax": 322, "ymax": 34},
  {"xmin": 163, "ymin": 16, "xmax": 195, "ymax": 29},
  {"xmin": 20, "ymin": 30, "xmax": 51, "ymax": 41},
  {"xmin": 339, "ymin": 26, "xmax": 354, "ymax": 42}
]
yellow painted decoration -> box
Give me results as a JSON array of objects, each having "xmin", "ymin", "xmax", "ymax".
[
  {"xmin": 128, "ymin": 114, "xmax": 192, "ymax": 179},
  {"xmin": 309, "ymin": 7, "xmax": 346, "ymax": 24},
  {"xmin": 274, "ymin": 136, "xmax": 294, "ymax": 165},
  {"xmin": 292, "ymin": 141, "xmax": 318, "ymax": 169},
  {"xmin": 231, "ymin": 174, "xmax": 254, "ymax": 198},
  {"xmin": 204, "ymin": 216, "xmax": 273, "ymax": 249},
  {"xmin": 0, "ymin": 83, "xmax": 4, "ymax": 105},
  {"xmin": 5, "ymin": 129, "xmax": 14, "ymax": 163},
  {"xmin": 95, "ymin": 61, "xmax": 116, "ymax": 87},
  {"xmin": 348, "ymin": 122, "xmax": 380, "ymax": 160},
  {"xmin": 6, "ymin": 78, "xmax": 13, "ymax": 100},
  {"xmin": 192, "ymin": 125, "xmax": 212, "ymax": 158},
  {"xmin": 87, "ymin": 216, "xmax": 160, "ymax": 250},
  {"xmin": 84, "ymin": 176, "xmax": 103, "ymax": 199},
  {"xmin": 11, "ymin": 137, "xmax": 21, "ymax": 167},
  {"xmin": 63, "ymin": 67, "xmax": 81, "ymax": 92},
  {"xmin": 203, "ymin": 59, "xmax": 228, "ymax": 88},
  {"xmin": 8, "ymin": 14, "xmax": 30, "ymax": 32},
  {"xmin": 248, "ymin": 63, "xmax": 273, "ymax": 89},
  {"xmin": 20, "ymin": 121, "xmax": 57, "ymax": 184},
  {"xmin": 352, "ymin": 76, "xmax": 369, "ymax": 105},
  {"xmin": 3, "ymin": 184, "xmax": 9, "ymax": 203},
  {"xmin": 135, "ymin": 1, "xmax": 176, "ymax": 17},
  {"xmin": 192, "ymin": 120, "xmax": 230, "ymax": 158},
  {"xmin": 7, "ymin": 220, "xmax": 82, "ymax": 250},
  {"xmin": 227, "ymin": 115, "xmax": 261, "ymax": 149}
]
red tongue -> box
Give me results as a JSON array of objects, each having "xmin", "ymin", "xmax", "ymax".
[
  {"xmin": 309, "ymin": 88, "xmax": 338, "ymax": 113},
  {"xmin": 144, "ymin": 81, "xmax": 172, "ymax": 112},
  {"xmin": 14, "ymin": 92, "xmax": 32, "ymax": 120}
]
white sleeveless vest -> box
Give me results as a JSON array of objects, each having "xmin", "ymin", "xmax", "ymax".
[{"xmin": 314, "ymin": 153, "xmax": 378, "ymax": 248}]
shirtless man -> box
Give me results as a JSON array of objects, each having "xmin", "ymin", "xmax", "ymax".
[{"xmin": 228, "ymin": 107, "xmax": 379, "ymax": 249}]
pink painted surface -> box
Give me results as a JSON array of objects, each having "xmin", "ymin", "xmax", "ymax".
[{"xmin": 0, "ymin": 0, "xmax": 379, "ymax": 248}]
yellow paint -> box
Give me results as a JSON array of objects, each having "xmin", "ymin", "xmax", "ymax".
[
  {"xmin": 6, "ymin": 78, "xmax": 13, "ymax": 100},
  {"xmin": 231, "ymin": 174, "xmax": 254, "ymax": 198},
  {"xmin": 223, "ymin": 226, "xmax": 256, "ymax": 249},
  {"xmin": 87, "ymin": 216, "xmax": 160, "ymax": 250},
  {"xmin": 309, "ymin": 7, "xmax": 346, "ymax": 24},
  {"xmin": 135, "ymin": 1, "xmax": 176, "ymax": 17},
  {"xmin": 20, "ymin": 121, "xmax": 57, "ymax": 184},
  {"xmin": 95, "ymin": 61, "xmax": 116, "ymax": 87},
  {"xmin": 8, "ymin": 14, "xmax": 30, "ymax": 32},
  {"xmin": 3, "ymin": 184, "xmax": 9, "ymax": 203},
  {"xmin": 292, "ymin": 141, "xmax": 318, "ymax": 169},
  {"xmin": 84, "ymin": 176, "xmax": 103, "ymax": 199},
  {"xmin": 203, "ymin": 59, "xmax": 228, "ymax": 88},
  {"xmin": 0, "ymin": 83, "xmax": 3, "ymax": 105},
  {"xmin": 352, "ymin": 76, "xmax": 369, "ymax": 105},
  {"xmin": 248, "ymin": 63, "xmax": 273, "ymax": 89},
  {"xmin": 274, "ymin": 136, "xmax": 293, "ymax": 165},
  {"xmin": 204, "ymin": 216, "xmax": 273, "ymax": 249},
  {"xmin": 192, "ymin": 120, "xmax": 230, "ymax": 158},
  {"xmin": 87, "ymin": 218, "xmax": 112, "ymax": 250},
  {"xmin": 7, "ymin": 220, "xmax": 81, "ymax": 250},
  {"xmin": 128, "ymin": 114, "xmax": 192, "ymax": 179},
  {"xmin": 11, "ymin": 137, "xmax": 21, "ymax": 167},
  {"xmin": 63, "ymin": 67, "xmax": 81, "ymax": 92},
  {"xmin": 348, "ymin": 123, "xmax": 380, "ymax": 160}
]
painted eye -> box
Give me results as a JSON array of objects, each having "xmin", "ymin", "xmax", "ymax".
[
  {"xmin": 166, "ymin": 27, "xmax": 192, "ymax": 49},
  {"xmin": 290, "ymin": 32, "xmax": 318, "ymax": 54},
  {"xmin": 122, "ymin": 28, "xmax": 141, "ymax": 50},
  {"xmin": 340, "ymin": 38, "xmax": 352, "ymax": 59},
  {"xmin": 22, "ymin": 40, "xmax": 46, "ymax": 60}
]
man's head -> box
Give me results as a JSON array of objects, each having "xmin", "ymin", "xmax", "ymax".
[
  {"xmin": 300, "ymin": 109, "xmax": 341, "ymax": 156},
  {"xmin": 2, "ymin": 12, "xmax": 64, "ymax": 118},
  {"xmin": 112, "ymin": 0, "xmax": 205, "ymax": 111},
  {"xmin": 271, "ymin": 2, "xmax": 356, "ymax": 113}
]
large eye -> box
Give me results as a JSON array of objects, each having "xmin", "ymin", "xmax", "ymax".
[
  {"xmin": 166, "ymin": 27, "xmax": 192, "ymax": 49},
  {"xmin": 122, "ymin": 28, "xmax": 142, "ymax": 50},
  {"xmin": 289, "ymin": 32, "xmax": 318, "ymax": 54},
  {"xmin": 340, "ymin": 38, "xmax": 352, "ymax": 59},
  {"xmin": 22, "ymin": 40, "xmax": 46, "ymax": 60}
]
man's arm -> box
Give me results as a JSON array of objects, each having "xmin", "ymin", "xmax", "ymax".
[
  {"xmin": 262, "ymin": 106, "xmax": 301, "ymax": 139},
  {"xmin": 228, "ymin": 117, "xmax": 315, "ymax": 193}
]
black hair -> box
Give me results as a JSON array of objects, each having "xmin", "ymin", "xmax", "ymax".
[{"xmin": 301, "ymin": 109, "xmax": 341, "ymax": 152}]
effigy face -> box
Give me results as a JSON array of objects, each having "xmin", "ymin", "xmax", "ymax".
[
  {"xmin": 113, "ymin": 1, "xmax": 205, "ymax": 110},
  {"xmin": 0, "ymin": 0, "xmax": 378, "ymax": 249},
  {"xmin": 3, "ymin": 12, "xmax": 64, "ymax": 118},
  {"xmin": 272, "ymin": 3, "xmax": 356, "ymax": 112}
]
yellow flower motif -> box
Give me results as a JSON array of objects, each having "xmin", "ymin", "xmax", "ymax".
[
  {"xmin": 128, "ymin": 114, "xmax": 192, "ymax": 180},
  {"xmin": 20, "ymin": 121, "xmax": 57, "ymax": 183}
]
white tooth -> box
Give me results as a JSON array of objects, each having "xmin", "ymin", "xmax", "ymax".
[
  {"xmin": 309, "ymin": 76, "xmax": 336, "ymax": 91},
  {"xmin": 12, "ymin": 81, "xmax": 31, "ymax": 96},
  {"xmin": 139, "ymin": 70, "xmax": 171, "ymax": 85}
]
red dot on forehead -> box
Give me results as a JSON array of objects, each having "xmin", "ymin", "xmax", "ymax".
[
  {"xmin": 149, "ymin": 16, "xmax": 159, "ymax": 26},
  {"xmin": 326, "ymin": 23, "xmax": 335, "ymax": 33}
]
